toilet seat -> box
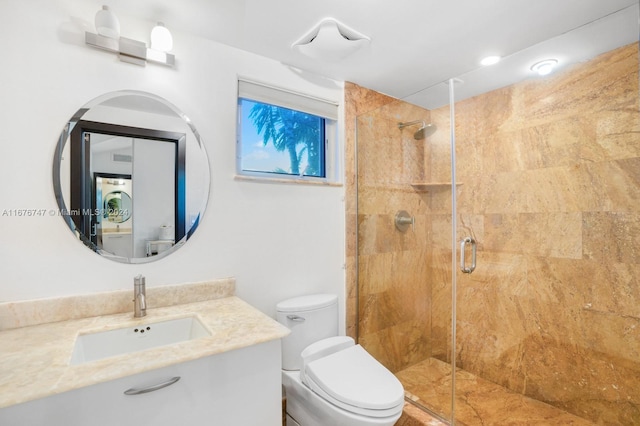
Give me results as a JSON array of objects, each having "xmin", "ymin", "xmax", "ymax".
[{"xmin": 301, "ymin": 344, "xmax": 404, "ymax": 418}]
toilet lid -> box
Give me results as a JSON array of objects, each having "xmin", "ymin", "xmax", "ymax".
[{"xmin": 303, "ymin": 344, "xmax": 404, "ymax": 417}]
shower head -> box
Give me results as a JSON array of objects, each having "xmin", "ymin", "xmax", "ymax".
[
  {"xmin": 398, "ymin": 120, "xmax": 437, "ymax": 140},
  {"xmin": 414, "ymin": 123, "xmax": 437, "ymax": 140}
]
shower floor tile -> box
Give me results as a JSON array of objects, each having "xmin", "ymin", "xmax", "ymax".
[
  {"xmin": 396, "ymin": 358, "xmax": 595, "ymax": 425},
  {"xmin": 398, "ymin": 401, "xmax": 447, "ymax": 425}
]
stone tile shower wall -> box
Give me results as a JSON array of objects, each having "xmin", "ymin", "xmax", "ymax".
[
  {"xmin": 346, "ymin": 41, "xmax": 639, "ymax": 425},
  {"xmin": 345, "ymin": 83, "xmax": 436, "ymax": 372},
  {"xmin": 429, "ymin": 43, "xmax": 639, "ymax": 424}
]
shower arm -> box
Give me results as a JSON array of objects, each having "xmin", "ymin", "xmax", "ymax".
[{"xmin": 398, "ymin": 120, "xmax": 426, "ymax": 130}]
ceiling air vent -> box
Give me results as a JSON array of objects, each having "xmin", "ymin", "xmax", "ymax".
[
  {"xmin": 291, "ymin": 17, "xmax": 370, "ymax": 62},
  {"xmin": 112, "ymin": 153, "xmax": 132, "ymax": 163}
]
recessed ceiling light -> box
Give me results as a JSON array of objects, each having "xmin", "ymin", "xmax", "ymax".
[
  {"xmin": 530, "ymin": 59, "xmax": 558, "ymax": 76},
  {"xmin": 480, "ymin": 55, "xmax": 501, "ymax": 66}
]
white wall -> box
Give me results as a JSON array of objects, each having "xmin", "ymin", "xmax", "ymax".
[{"xmin": 0, "ymin": 0, "xmax": 346, "ymax": 324}]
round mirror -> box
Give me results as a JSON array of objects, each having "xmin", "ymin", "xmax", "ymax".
[{"xmin": 53, "ymin": 90, "xmax": 210, "ymax": 263}]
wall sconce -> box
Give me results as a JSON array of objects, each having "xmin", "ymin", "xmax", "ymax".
[
  {"xmin": 94, "ymin": 5, "xmax": 120, "ymax": 38},
  {"xmin": 85, "ymin": 5, "xmax": 175, "ymax": 67}
]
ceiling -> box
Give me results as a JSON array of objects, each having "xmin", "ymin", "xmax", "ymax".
[{"xmin": 104, "ymin": 0, "xmax": 638, "ymax": 108}]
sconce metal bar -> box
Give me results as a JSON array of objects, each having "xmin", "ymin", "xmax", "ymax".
[
  {"xmin": 85, "ymin": 32, "xmax": 175, "ymax": 67},
  {"xmin": 119, "ymin": 37, "xmax": 147, "ymax": 66}
]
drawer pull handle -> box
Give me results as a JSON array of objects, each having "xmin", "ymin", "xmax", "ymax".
[{"xmin": 124, "ymin": 376, "xmax": 180, "ymax": 395}]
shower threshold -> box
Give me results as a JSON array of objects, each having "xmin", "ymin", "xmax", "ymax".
[{"xmin": 396, "ymin": 358, "xmax": 595, "ymax": 425}]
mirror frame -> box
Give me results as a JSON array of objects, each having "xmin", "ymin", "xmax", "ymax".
[
  {"xmin": 70, "ymin": 120, "xmax": 187, "ymax": 247},
  {"xmin": 53, "ymin": 90, "xmax": 210, "ymax": 263}
]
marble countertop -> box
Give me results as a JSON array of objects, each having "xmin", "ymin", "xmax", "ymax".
[{"xmin": 0, "ymin": 295, "xmax": 290, "ymax": 409}]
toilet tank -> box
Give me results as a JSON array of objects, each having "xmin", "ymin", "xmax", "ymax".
[{"xmin": 276, "ymin": 294, "xmax": 338, "ymax": 371}]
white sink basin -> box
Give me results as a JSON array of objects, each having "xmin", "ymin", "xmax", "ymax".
[{"xmin": 70, "ymin": 316, "xmax": 211, "ymax": 365}]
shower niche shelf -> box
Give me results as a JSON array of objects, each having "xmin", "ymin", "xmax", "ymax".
[{"xmin": 410, "ymin": 182, "xmax": 462, "ymax": 192}]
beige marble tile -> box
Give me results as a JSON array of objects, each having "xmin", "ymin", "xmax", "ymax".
[
  {"xmin": 359, "ymin": 318, "xmax": 431, "ymax": 373},
  {"xmin": 482, "ymin": 212, "xmax": 583, "ymax": 259},
  {"xmin": 588, "ymin": 108, "xmax": 640, "ymax": 161},
  {"xmin": 0, "ymin": 278, "xmax": 235, "ymax": 331},
  {"xmin": 510, "ymin": 43, "xmax": 638, "ymax": 126},
  {"xmin": 348, "ymin": 81, "xmax": 436, "ymax": 377},
  {"xmin": 570, "ymin": 259, "xmax": 640, "ymax": 319},
  {"xmin": 357, "ymin": 186, "xmax": 431, "ymax": 216},
  {"xmin": 398, "ymin": 357, "xmax": 597, "ymax": 426},
  {"xmin": 481, "ymin": 116, "xmax": 591, "ymax": 174},
  {"xmin": 583, "ymin": 211, "xmax": 640, "ymax": 263},
  {"xmin": 575, "ymin": 159, "xmax": 640, "ymax": 212},
  {"xmin": 397, "ymin": 402, "xmax": 447, "ymax": 426},
  {"xmin": 345, "ymin": 82, "xmax": 401, "ymax": 341}
]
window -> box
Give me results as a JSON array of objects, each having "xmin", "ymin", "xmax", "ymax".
[{"xmin": 237, "ymin": 80, "xmax": 339, "ymax": 182}]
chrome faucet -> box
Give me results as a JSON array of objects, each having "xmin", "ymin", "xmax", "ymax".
[{"xmin": 133, "ymin": 275, "xmax": 147, "ymax": 318}]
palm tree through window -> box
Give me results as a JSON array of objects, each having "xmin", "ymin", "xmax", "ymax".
[{"xmin": 239, "ymin": 98, "xmax": 326, "ymax": 178}]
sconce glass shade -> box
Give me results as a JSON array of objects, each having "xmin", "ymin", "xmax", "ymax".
[
  {"xmin": 151, "ymin": 22, "xmax": 173, "ymax": 52},
  {"xmin": 95, "ymin": 5, "xmax": 120, "ymax": 39}
]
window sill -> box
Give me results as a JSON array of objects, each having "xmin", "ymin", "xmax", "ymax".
[{"xmin": 234, "ymin": 174, "xmax": 342, "ymax": 187}]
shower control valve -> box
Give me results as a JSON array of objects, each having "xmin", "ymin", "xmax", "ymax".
[{"xmin": 395, "ymin": 210, "xmax": 414, "ymax": 232}]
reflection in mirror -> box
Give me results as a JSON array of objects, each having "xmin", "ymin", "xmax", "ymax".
[
  {"xmin": 96, "ymin": 175, "xmax": 133, "ymax": 257},
  {"xmin": 101, "ymin": 188, "xmax": 132, "ymax": 223},
  {"xmin": 53, "ymin": 91, "xmax": 210, "ymax": 263}
]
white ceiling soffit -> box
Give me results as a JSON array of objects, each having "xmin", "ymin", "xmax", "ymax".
[
  {"xmin": 405, "ymin": 3, "xmax": 640, "ymax": 109},
  {"xmin": 97, "ymin": 0, "xmax": 639, "ymax": 107}
]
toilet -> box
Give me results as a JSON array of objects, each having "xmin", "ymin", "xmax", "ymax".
[{"xmin": 276, "ymin": 294, "xmax": 404, "ymax": 426}]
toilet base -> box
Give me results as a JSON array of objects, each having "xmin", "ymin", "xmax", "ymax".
[{"xmin": 282, "ymin": 370, "xmax": 402, "ymax": 426}]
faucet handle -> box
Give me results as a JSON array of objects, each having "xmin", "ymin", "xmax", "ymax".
[{"xmin": 134, "ymin": 274, "xmax": 145, "ymax": 287}]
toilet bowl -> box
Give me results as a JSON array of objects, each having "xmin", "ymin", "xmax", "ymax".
[{"xmin": 277, "ymin": 294, "xmax": 404, "ymax": 426}]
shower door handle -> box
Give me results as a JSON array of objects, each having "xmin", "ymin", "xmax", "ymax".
[{"xmin": 460, "ymin": 237, "xmax": 476, "ymax": 274}]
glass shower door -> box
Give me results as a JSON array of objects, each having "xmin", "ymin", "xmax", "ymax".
[{"xmin": 353, "ymin": 86, "xmax": 455, "ymax": 422}]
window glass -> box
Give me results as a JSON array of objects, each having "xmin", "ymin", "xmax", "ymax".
[
  {"xmin": 237, "ymin": 80, "xmax": 340, "ymax": 182},
  {"xmin": 238, "ymin": 98, "xmax": 326, "ymax": 178}
]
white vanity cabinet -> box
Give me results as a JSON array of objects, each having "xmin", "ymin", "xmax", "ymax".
[
  {"xmin": 101, "ymin": 232, "xmax": 133, "ymax": 258},
  {"xmin": 0, "ymin": 340, "xmax": 282, "ymax": 426}
]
